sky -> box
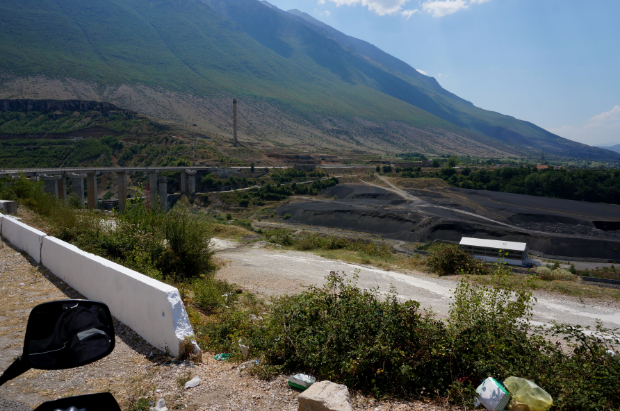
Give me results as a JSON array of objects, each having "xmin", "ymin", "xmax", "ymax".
[{"xmin": 265, "ymin": 0, "xmax": 620, "ymax": 146}]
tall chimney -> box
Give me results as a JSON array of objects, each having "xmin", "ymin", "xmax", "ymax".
[{"xmin": 233, "ymin": 98, "xmax": 238, "ymax": 147}]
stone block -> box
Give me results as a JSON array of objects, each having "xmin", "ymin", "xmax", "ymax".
[
  {"xmin": 298, "ymin": 381, "xmax": 352, "ymax": 411},
  {"xmin": 0, "ymin": 200, "xmax": 17, "ymax": 215}
]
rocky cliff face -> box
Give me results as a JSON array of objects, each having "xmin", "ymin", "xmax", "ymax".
[{"xmin": 0, "ymin": 99, "xmax": 128, "ymax": 114}]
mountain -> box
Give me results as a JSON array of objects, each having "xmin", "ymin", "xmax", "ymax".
[
  {"xmin": 597, "ymin": 144, "xmax": 620, "ymax": 153},
  {"xmin": 0, "ymin": 0, "xmax": 617, "ymax": 160}
]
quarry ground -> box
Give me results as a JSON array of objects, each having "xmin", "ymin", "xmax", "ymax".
[
  {"xmin": 212, "ymin": 239, "xmax": 620, "ymax": 332},
  {"xmin": 276, "ymin": 179, "xmax": 620, "ymax": 261}
]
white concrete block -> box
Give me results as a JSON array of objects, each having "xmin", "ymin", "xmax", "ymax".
[
  {"xmin": 41, "ymin": 236, "xmax": 195, "ymax": 357},
  {"xmin": 1, "ymin": 216, "xmax": 46, "ymax": 263},
  {"xmin": 298, "ymin": 381, "xmax": 352, "ymax": 411}
]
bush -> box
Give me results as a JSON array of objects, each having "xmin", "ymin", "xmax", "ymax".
[
  {"xmin": 193, "ymin": 278, "xmax": 236, "ymax": 314},
  {"xmin": 257, "ymin": 271, "xmax": 450, "ymax": 396},
  {"xmin": 426, "ymin": 244, "xmax": 488, "ymax": 275},
  {"xmin": 535, "ymin": 266, "xmax": 579, "ymax": 281}
]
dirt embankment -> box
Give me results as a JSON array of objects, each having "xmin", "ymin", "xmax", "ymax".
[{"xmin": 278, "ymin": 183, "xmax": 620, "ymax": 260}]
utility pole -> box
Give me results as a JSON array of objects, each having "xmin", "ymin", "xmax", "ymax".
[{"xmin": 233, "ymin": 98, "xmax": 238, "ymax": 147}]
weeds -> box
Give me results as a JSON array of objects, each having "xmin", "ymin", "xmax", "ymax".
[{"xmin": 426, "ymin": 244, "xmax": 488, "ymax": 275}]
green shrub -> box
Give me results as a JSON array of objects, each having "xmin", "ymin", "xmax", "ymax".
[
  {"xmin": 426, "ymin": 244, "xmax": 488, "ymax": 275},
  {"xmin": 282, "ymin": 213, "xmax": 292, "ymax": 219},
  {"xmin": 535, "ymin": 266, "xmax": 579, "ymax": 281},
  {"xmin": 226, "ymin": 212, "xmax": 232, "ymax": 220},
  {"xmin": 193, "ymin": 278, "xmax": 236, "ymax": 314},
  {"xmin": 256, "ymin": 271, "xmax": 450, "ymax": 396}
]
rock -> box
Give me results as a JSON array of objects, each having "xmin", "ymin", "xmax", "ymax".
[
  {"xmin": 184, "ymin": 376, "xmax": 201, "ymax": 389},
  {"xmin": 189, "ymin": 340, "xmax": 202, "ymax": 363},
  {"xmin": 252, "ymin": 241, "xmax": 269, "ymax": 249},
  {"xmin": 150, "ymin": 398, "xmax": 168, "ymax": 411},
  {"xmin": 241, "ymin": 234, "xmax": 262, "ymax": 242},
  {"xmin": 298, "ymin": 380, "xmax": 352, "ymax": 411}
]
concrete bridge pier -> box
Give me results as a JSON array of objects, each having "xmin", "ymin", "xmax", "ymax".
[
  {"xmin": 41, "ymin": 175, "xmax": 61, "ymax": 198},
  {"xmin": 87, "ymin": 172, "xmax": 98, "ymax": 210},
  {"xmin": 116, "ymin": 171, "xmax": 128, "ymax": 213},
  {"xmin": 187, "ymin": 170, "xmax": 197, "ymax": 194},
  {"xmin": 149, "ymin": 171, "xmax": 159, "ymax": 209},
  {"xmin": 180, "ymin": 171, "xmax": 187, "ymax": 194},
  {"xmin": 70, "ymin": 174, "xmax": 86, "ymax": 205},
  {"xmin": 58, "ymin": 174, "xmax": 67, "ymax": 201},
  {"xmin": 158, "ymin": 176, "xmax": 168, "ymax": 210}
]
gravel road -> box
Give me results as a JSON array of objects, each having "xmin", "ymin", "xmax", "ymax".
[{"xmin": 213, "ymin": 239, "xmax": 620, "ymax": 331}]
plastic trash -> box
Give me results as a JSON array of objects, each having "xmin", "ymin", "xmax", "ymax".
[
  {"xmin": 184, "ymin": 376, "xmax": 201, "ymax": 389},
  {"xmin": 239, "ymin": 343, "xmax": 250, "ymax": 360},
  {"xmin": 287, "ymin": 374, "xmax": 316, "ymax": 391},
  {"xmin": 214, "ymin": 353, "xmax": 232, "ymax": 361},
  {"xmin": 504, "ymin": 377, "xmax": 553, "ymax": 411},
  {"xmin": 475, "ymin": 377, "xmax": 511, "ymax": 411},
  {"xmin": 150, "ymin": 398, "xmax": 168, "ymax": 411},
  {"xmin": 238, "ymin": 359, "xmax": 260, "ymax": 373}
]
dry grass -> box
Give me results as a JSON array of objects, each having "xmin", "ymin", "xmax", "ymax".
[
  {"xmin": 210, "ymin": 223, "xmax": 254, "ymax": 240},
  {"xmin": 471, "ymin": 274, "xmax": 620, "ymax": 302},
  {"xmin": 310, "ymin": 248, "xmax": 426, "ymax": 272}
]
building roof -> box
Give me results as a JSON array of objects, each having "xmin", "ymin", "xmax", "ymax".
[{"xmin": 459, "ymin": 237, "xmax": 527, "ymax": 252}]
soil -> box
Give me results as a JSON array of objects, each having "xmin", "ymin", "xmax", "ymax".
[{"xmin": 277, "ymin": 181, "xmax": 620, "ymax": 260}]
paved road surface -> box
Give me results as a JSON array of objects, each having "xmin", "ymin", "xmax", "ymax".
[{"xmin": 213, "ymin": 239, "xmax": 620, "ymax": 331}]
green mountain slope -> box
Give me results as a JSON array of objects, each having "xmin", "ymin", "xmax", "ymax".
[{"xmin": 0, "ymin": 0, "xmax": 616, "ymax": 160}]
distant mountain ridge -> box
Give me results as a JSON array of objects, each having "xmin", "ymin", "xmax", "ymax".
[
  {"xmin": 597, "ymin": 144, "xmax": 620, "ymax": 153},
  {"xmin": 0, "ymin": 0, "xmax": 617, "ymax": 160}
]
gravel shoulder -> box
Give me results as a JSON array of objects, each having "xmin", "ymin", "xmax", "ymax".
[{"xmin": 213, "ymin": 239, "xmax": 620, "ymax": 331}]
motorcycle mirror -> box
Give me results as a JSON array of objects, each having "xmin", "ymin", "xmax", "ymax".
[
  {"xmin": 23, "ymin": 300, "xmax": 115, "ymax": 370},
  {"xmin": 34, "ymin": 392, "xmax": 121, "ymax": 411}
]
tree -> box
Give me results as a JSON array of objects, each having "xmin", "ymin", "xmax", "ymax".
[
  {"xmin": 250, "ymin": 162, "xmax": 255, "ymax": 173},
  {"xmin": 376, "ymin": 165, "xmax": 380, "ymax": 173},
  {"xmin": 432, "ymin": 159, "xmax": 440, "ymax": 168},
  {"xmin": 448, "ymin": 155, "xmax": 459, "ymax": 167}
]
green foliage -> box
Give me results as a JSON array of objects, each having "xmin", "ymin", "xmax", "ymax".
[
  {"xmin": 448, "ymin": 167, "xmax": 620, "ymax": 205},
  {"xmin": 66, "ymin": 199, "xmax": 215, "ymax": 280},
  {"xmin": 426, "ymin": 244, "xmax": 488, "ymax": 275},
  {"xmin": 448, "ymin": 156, "xmax": 459, "ymax": 167},
  {"xmin": 128, "ymin": 397, "xmax": 152, "ymax": 411},
  {"xmin": 535, "ymin": 266, "xmax": 579, "ymax": 281},
  {"xmin": 192, "ymin": 278, "xmax": 237, "ymax": 314},
  {"xmin": 257, "ymin": 271, "xmax": 449, "ymax": 396},
  {"xmin": 218, "ymin": 177, "xmax": 339, "ymax": 207}
]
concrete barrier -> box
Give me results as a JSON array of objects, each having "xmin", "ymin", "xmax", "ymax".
[
  {"xmin": 1, "ymin": 216, "xmax": 46, "ymax": 263},
  {"xmin": 41, "ymin": 236, "xmax": 194, "ymax": 357}
]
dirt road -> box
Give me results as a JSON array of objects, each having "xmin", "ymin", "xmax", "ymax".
[{"xmin": 213, "ymin": 239, "xmax": 620, "ymax": 331}]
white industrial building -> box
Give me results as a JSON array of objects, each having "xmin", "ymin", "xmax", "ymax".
[{"xmin": 459, "ymin": 237, "xmax": 528, "ymax": 266}]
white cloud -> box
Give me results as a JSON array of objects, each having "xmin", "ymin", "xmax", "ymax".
[
  {"xmin": 548, "ymin": 105, "xmax": 620, "ymax": 146},
  {"xmin": 422, "ymin": 0, "xmax": 468, "ymax": 17},
  {"xmin": 323, "ymin": 0, "xmax": 488, "ymax": 17},
  {"xmin": 416, "ymin": 69, "xmax": 428, "ymax": 75},
  {"xmin": 401, "ymin": 8, "xmax": 418, "ymax": 19},
  {"xmin": 325, "ymin": 0, "xmax": 411, "ymax": 16}
]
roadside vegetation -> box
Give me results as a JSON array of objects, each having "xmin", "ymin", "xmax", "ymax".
[
  {"xmin": 3, "ymin": 176, "xmax": 620, "ymax": 409},
  {"xmin": 392, "ymin": 164, "xmax": 620, "ymax": 205}
]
